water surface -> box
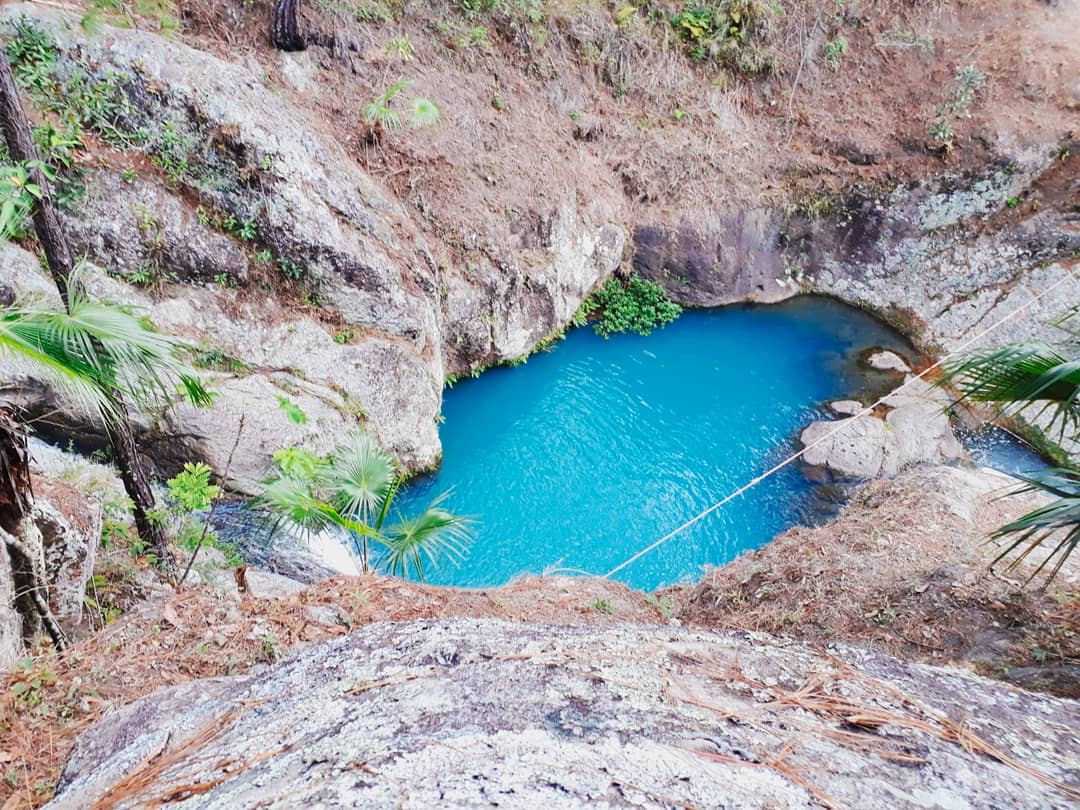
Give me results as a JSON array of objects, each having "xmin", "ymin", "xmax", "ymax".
[{"xmin": 396, "ymin": 296, "xmax": 915, "ymax": 591}]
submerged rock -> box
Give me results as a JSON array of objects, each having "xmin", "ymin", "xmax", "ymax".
[
  {"xmin": 801, "ymin": 378, "xmax": 966, "ymax": 479},
  {"xmin": 48, "ymin": 619, "xmax": 1078, "ymax": 809},
  {"xmin": 866, "ymin": 349, "xmax": 911, "ymax": 373},
  {"xmin": 828, "ymin": 399, "xmax": 863, "ymax": 416}
]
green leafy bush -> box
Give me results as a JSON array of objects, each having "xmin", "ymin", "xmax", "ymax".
[
  {"xmin": 581, "ymin": 276, "xmax": 682, "ymax": 338},
  {"xmin": 669, "ymin": 1, "xmax": 777, "ymax": 73}
]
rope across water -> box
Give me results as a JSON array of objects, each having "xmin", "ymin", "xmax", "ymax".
[{"xmin": 601, "ymin": 271, "xmax": 1077, "ymax": 580}]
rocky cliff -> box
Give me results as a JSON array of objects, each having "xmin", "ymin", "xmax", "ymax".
[{"xmin": 1, "ymin": 1, "xmax": 1077, "ymax": 486}]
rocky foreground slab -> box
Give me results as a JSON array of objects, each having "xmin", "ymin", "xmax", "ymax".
[{"xmin": 48, "ymin": 619, "xmax": 1078, "ymax": 809}]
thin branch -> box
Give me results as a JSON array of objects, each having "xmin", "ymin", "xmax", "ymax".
[{"xmin": 176, "ymin": 415, "xmax": 246, "ymax": 589}]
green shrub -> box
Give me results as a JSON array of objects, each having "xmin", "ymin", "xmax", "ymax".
[
  {"xmin": 669, "ymin": 1, "xmax": 777, "ymax": 73},
  {"xmin": 581, "ymin": 276, "xmax": 682, "ymax": 338}
]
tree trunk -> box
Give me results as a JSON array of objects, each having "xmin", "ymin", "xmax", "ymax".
[
  {"xmin": 271, "ymin": 0, "xmax": 305, "ymax": 51},
  {"xmin": 0, "ymin": 51, "xmax": 173, "ymax": 569},
  {"xmin": 0, "ymin": 51, "xmax": 76, "ymax": 301},
  {"xmin": 0, "ymin": 410, "xmax": 67, "ymax": 651}
]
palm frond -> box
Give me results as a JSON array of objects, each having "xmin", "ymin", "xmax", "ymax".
[
  {"xmin": 380, "ymin": 492, "xmax": 473, "ymax": 580},
  {"xmin": 253, "ymin": 475, "xmax": 338, "ymax": 535},
  {"xmin": 942, "ymin": 342, "xmax": 1080, "ymax": 438},
  {"xmin": 989, "ymin": 467, "xmax": 1080, "ymax": 584},
  {"xmin": 0, "ymin": 294, "xmax": 210, "ymax": 423},
  {"xmin": 0, "ymin": 308, "xmax": 114, "ymax": 416},
  {"xmin": 322, "ymin": 432, "xmax": 394, "ymax": 527},
  {"xmin": 409, "ymin": 96, "xmax": 441, "ymax": 127}
]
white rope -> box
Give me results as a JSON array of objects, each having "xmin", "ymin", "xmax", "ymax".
[{"xmin": 602, "ymin": 270, "xmax": 1077, "ymax": 580}]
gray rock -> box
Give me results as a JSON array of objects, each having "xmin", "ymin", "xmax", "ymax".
[
  {"xmin": 159, "ymin": 374, "xmax": 360, "ymax": 494},
  {"xmin": 0, "ymin": 243, "xmax": 58, "ymax": 307},
  {"xmin": 801, "ymin": 377, "xmax": 966, "ymax": 479},
  {"xmin": 244, "ymin": 570, "xmax": 306, "ymax": 600},
  {"xmin": 3, "ymin": 4, "xmax": 441, "ymax": 349},
  {"xmin": 866, "ymin": 349, "xmax": 911, "ymax": 372},
  {"xmin": 62, "ymin": 171, "xmax": 250, "ymax": 284},
  {"xmin": 801, "ymin": 414, "xmax": 887, "ymax": 478},
  {"xmin": 33, "ymin": 480, "xmax": 101, "ymax": 627},
  {"xmin": 828, "ymin": 399, "xmax": 863, "ymax": 416},
  {"xmin": 442, "ymin": 195, "xmax": 625, "ymax": 370},
  {"xmin": 48, "ymin": 620, "xmax": 1079, "ymax": 809}
]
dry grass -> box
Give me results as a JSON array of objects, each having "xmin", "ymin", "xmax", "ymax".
[{"xmin": 675, "ymin": 466, "xmax": 1080, "ymax": 697}]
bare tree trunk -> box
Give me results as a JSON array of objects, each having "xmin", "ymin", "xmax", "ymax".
[
  {"xmin": 0, "ymin": 410, "xmax": 67, "ymax": 651},
  {"xmin": 0, "ymin": 50, "xmax": 75, "ymax": 301},
  {"xmin": 271, "ymin": 0, "xmax": 305, "ymax": 51},
  {"xmin": 0, "ymin": 51, "xmax": 173, "ymax": 569}
]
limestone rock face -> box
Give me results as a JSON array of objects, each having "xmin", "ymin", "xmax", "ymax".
[
  {"xmin": 62, "ymin": 171, "xmax": 250, "ymax": 285},
  {"xmin": 48, "ymin": 619, "xmax": 1078, "ymax": 809},
  {"xmin": 801, "ymin": 378, "xmax": 966, "ymax": 479},
  {"xmin": 0, "ymin": 6, "xmax": 629, "ymax": 477},
  {"xmin": 442, "ymin": 196, "xmax": 625, "ymax": 371}
]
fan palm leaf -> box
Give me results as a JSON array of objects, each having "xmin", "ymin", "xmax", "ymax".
[
  {"xmin": 942, "ymin": 342, "xmax": 1079, "ymax": 439},
  {"xmin": 322, "ymin": 432, "xmax": 394, "ymax": 527},
  {"xmin": 0, "ymin": 292, "xmax": 210, "ymax": 423},
  {"xmin": 989, "ymin": 467, "xmax": 1080, "ymax": 584},
  {"xmin": 943, "ymin": 325, "xmax": 1078, "ymax": 584},
  {"xmin": 260, "ymin": 432, "xmax": 473, "ymax": 579},
  {"xmin": 380, "ymin": 492, "xmax": 473, "ymax": 579}
]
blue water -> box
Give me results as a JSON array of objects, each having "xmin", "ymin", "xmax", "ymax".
[
  {"xmin": 959, "ymin": 424, "xmax": 1054, "ymax": 479},
  {"xmin": 396, "ymin": 296, "xmax": 914, "ymax": 592}
]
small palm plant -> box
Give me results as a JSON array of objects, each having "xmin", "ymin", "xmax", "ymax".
[
  {"xmin": 362, "ymin": 79, "xmax": 441, "ymax": 140},
  {"xmin": 942, "ymin": 310, "xmax": 1078, "ymax": 582},
  {"xmin": 257, "ymin": 432, "xmax": 472, "ymax": 579}
]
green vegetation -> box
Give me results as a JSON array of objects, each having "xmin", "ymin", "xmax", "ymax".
[
  {"xmin": 0, "ymin": 285, "xmax": 210, "ymax": 421},
  {"xmin": 929, "ymin": 64, "xmax": 984, "ymax": 149},
  {"xmin": 590, "ymin": 597, "xmax": 615, "ymax": 614},
  {"xmin": 577, "ymin": 276, "xmax": 682, "ymax": 338},
  {"xmin": 823, "ymin": 34, "xmax": 847, "ymax": 70},
  {"xmin": 0, "ymin": 159, "xmax": 49, "ymax": 240},
  {"xmin": 669, "ymin": 1, "xmax": 778, "ymax": 73},
  {"xmin": 257, "ymin": 432, "xmax": 473, "ymax": 579},
  {"xmin": 942, "ymin": 313, "xmax": 1079, "ymax": 583},
  {"xmin": 384, "ymin": 33, "xmax": 414, "ymax": 60},
  {"xmin": 155, "ymin": 462, "xmax": 241, "ymax": 566},
  {"xmin": 645, "ymin": 594, "xmax": 674, "ymax": 618},
  {"xmin": 363, "ymin": 79, "xmax": 441, "ymax": 134}
]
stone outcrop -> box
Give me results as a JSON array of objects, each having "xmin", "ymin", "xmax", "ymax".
[
  {"xmin": 0, "ymin": 5, "xmax": 631, "ymax": 484},
  {"xmin": 48, "ymin": 619, "xmax": 1079, "ymax": 809},
  {"xmin": 0, "ymin": 443, "xmax": 110, "ymax": 668},
  {"xmin": 32, "ymin": 478, "xmax": 101, "ymax": 628},
  {"xmin": 636, "ymin": 154, "xmax": 1079, "ymax": 356},
  {"xmin": 801, "ymin": 377, "xmax": 966, "ymax": 479}
]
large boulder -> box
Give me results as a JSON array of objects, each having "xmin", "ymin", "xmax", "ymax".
[
  {"xmin": 801, "ymin": 378, "xmax": 966, "ymax": 479},
  {"xmin": 47, "ymin": 619, "xmax": 1078, "ymax": 808},
  {"xmin": 32, "ymin": 477, "xmax": 101, "ymax": 628},
  {"xmin": 62, "ymin": 171, "xmax": 250, "ymax": 285}
]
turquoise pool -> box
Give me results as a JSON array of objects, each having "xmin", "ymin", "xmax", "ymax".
[{"xmin": 395, "ymin": 296, "xmax": 916, "ymax": 591}]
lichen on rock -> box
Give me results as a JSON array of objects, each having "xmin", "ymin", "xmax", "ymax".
[{"xmin": 46, "ymin": 619, "xmax": 1079, "ymax": 809}]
